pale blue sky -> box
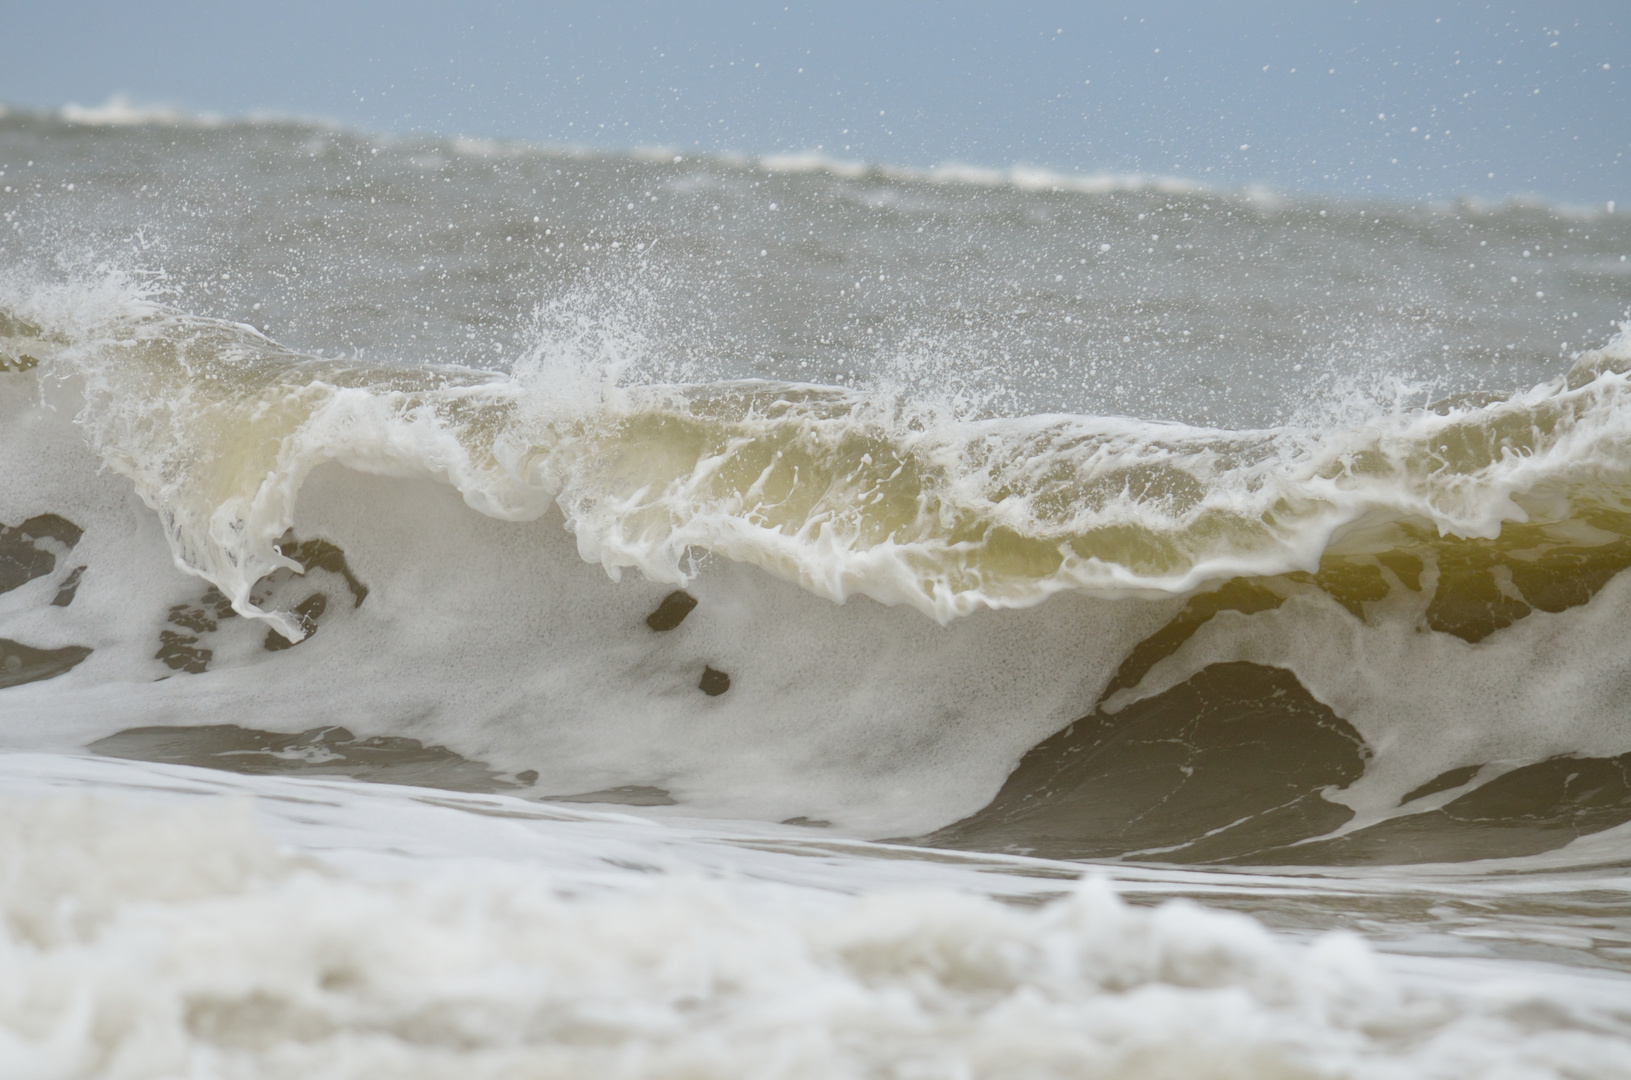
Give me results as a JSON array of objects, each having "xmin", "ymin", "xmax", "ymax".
[{"xmin": 3, "ymin": 1, "xmax": 1627, "ymax": 202}]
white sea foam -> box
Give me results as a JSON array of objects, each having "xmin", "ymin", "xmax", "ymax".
[
  {"xmin": 53, "ymin": 94, "xmax": 329, "ymax": 132},
  {"xmin": 59, "ymin": 94, "xmax": 224, "ymax": 128},
  {"xmin": 755, "ymin": 150, "xmax": 1207, "ymax": 196},
  {"xmin": 0, "ymin": 759, "xmax": 1626, "ymax": 1080}
]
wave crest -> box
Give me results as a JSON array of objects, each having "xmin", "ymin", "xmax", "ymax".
[{"xmin": 6, "ymin": 285, "xmax": 1631, "ymax": 635}]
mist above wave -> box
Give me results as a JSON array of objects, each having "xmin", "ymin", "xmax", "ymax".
[{"xmin": 4, "ymin": 103, "xmax": 1627, "ymax": 432}]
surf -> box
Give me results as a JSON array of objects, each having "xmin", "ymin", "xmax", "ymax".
[{"xmin": 4, "ymin": 274, "xmax": 1631, "ymax": 863}]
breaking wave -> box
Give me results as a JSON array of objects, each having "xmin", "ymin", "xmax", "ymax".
[
  {"xmin": 7, "ymin": 285, "xmax": 1631, "ymax": 634},
  {"xmin": 6, "ymin": 277, "xmax": 1631, "ymax": 862}
]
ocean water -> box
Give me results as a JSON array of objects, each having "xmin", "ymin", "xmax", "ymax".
[{"xmin": 3, "ymin": 103, "xmax": 1631, "ymax": 1077}]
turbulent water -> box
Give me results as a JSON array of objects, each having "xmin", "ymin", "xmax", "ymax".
[{"xmin": 4, "ymin": 102, "xmax": 1631, "ymax": 1077}]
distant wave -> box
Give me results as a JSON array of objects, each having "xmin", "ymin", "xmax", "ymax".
[
  {"xmin": 42, "ymin": 94, "xmax": 335, "ymax": 132},
  {"xmin": 10, "ymin": 96, "xmax": 1626, "ymax": 215},
  {"xmin": 5, "ymin": 97, "xmax": 1211, "ymax": 202}
]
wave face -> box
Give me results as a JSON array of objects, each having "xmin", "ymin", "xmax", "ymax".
[
  {"xmin": 5, "ymin": 109, "xmax": 1631, "ymax": 1075},
  {"xmin": 7, "ymin": 288, "xmax": 1631, "ymax": 849}
]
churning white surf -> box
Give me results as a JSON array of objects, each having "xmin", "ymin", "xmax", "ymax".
[{"xmin": 2, "ymin": 760, "xmax": 1629, "ymax": 1080}]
